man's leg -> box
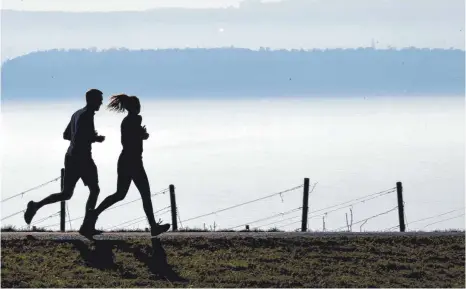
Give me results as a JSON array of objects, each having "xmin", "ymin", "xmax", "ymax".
[
  {"xmin": 83, "ymin": 158, "xmax": 100, "ymax": 212},
  {"xmin": 24, "ymin": 156, "xmax": 79, "ymax": 224},
  {"xmin": 86, "ymin": 184, "xmax": 100, "ymax": 213},
  {"xmin": 79, "ymin": 157, "xmax": 101, "ymax": 235},
  {"xmin": 80, "ymin": 156, "xmax": 131, "ymax": 233}
]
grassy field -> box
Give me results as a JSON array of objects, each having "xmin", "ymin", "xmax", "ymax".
[{"xmin": 1, "ymin": 234, "xmax": 465, "ymax": 288}]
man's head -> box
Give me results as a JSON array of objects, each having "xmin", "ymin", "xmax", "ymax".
[{"xmin": 86, "ymin": 89, "xmax": 103, "ymax": 111}]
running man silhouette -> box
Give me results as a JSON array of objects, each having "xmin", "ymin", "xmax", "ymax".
[
  {"xmin": 24, "ymin": 89, "xmax": 105, "ymax": 237},
  {"xmin": 81, "ymin": 94, "xmax": 170, "ymax": 237}
]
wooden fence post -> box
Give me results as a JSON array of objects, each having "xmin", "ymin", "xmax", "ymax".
[
  {"xmin": 169, "ymin": 184, "xmax": 178, "ymax": 231},
  {"xmin": 60, "ymin": 168, "xmax": 65, "ymax": 232},
  {"xmin": 301, "ymin": 178, "xmax": 310, "ymax": 232},
  {"xmin": 396, "ymin": 182, "xmax": 406, "ymax": 232}
]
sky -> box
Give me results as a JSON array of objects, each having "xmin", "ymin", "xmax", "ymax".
[
  {"xmin": 1, "ymin": 0, "xmax": 464, "ymax": 61},
  {"xmin": 1, "ymin": 0, "xmax": 245, "ymax": 11}
]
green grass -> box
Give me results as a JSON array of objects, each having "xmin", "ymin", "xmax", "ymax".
[{"xmin": 1, "ymin": 234, "xmax": 464, "ymax": 288}]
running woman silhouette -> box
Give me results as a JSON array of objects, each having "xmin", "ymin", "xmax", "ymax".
[
  {"xmin": 24, "ymin": 89, "xmax": 105, "ymax": 237},
  {"xmin": 82, "ymin": 94, "xmax": 170, "ymax": 237}
]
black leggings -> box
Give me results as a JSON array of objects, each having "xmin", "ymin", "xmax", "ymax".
[{"xmin": 94, "ymin": 153, "xmax": 157, "ymax": 227}]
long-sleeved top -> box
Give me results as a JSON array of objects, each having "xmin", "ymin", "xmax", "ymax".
[
  {"xmin": 63, "ymin": 106, "xmax": 97, "ymax": 157},
  {"xmin": 121, "ymin": 114, "xmax": 146, "ymax": 157}
]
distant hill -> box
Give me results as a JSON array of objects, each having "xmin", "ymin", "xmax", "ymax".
[{"xmin": 1, "ymin": 47, "xmax": 464, "ymax": 101}]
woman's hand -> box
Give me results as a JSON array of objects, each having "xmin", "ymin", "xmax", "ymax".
[{"xmin": 142, "ymin": 125, "xmax": 150, "ymax": 140}]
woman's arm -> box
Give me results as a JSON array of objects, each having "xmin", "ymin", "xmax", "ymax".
[
  {"xmin": 138, "ymin": 115, "xmax": 150, "ymax": 140},
  {"xmin": 127, "ymin": 115, "xmax": 149, "ymax": 140}
]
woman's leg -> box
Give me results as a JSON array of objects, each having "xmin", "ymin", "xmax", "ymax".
[
  {"xmin": 93, "ymin": 174, "xmax": 131, "ymax": 216},
  {"xmin": 91, "ymin": 154, "xmax": 131, "ymax": 219},
  {"xmin": 133, "ymin": 159, "xmax": 170, "ymax": 236},
  {"xmin": 132, "ymin": 160, "xmax": 157, "ymax": 228}
]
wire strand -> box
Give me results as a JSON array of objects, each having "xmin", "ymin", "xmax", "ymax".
[
  {"xmin": 332, "ymin": 206, "xmax": 398, "ymax": 232},
  {"xmin": 1, "ymin": 177, "xmax": 61, "ymax": 203},
  {"xmin": 383, "ymin": 207, "xmax": 466, "ymax": 231},
  {"xmin": 177, "ymin": 206, "xmax": 183, "ymax": 229},
  {"xmin": 409, "ymin": 208, "xmax": 465, "ymax": 226},
  {"xmin": 261, "ymin": 215, "xmax": 302, "ymax": 229},
  {"xmin": 403, "ymin": 201, "xmax": 409, "ymax": 231},
  {"xmin": 117, "ymin": 207, "xmax": 172, "ymax": 230},
  {"xmin": 42, "ymin": 215, "xmax": 85, "ymax": 228},
  {"xmin": 103, "ymin": 188, "xmax": 169, "ymax": 212},
  {"xmin": 227, "ymin": 207, "xmax": 302, "ymax": 230},
  {"xmin": 422, "ymin": 214, "xmax": 465, "ymax": 229},
  {"xmin": 108, "ymin": 206, "xmax": 171, "ymax": 230},
  {"xmin": 31, "ymin": 211, "xmax": 61, "ymax": 226},
  {"xmin": 18, "ymin": 211, "xmax": 61, "ymax": 230},
  {"xmin": 1, "ymin": 209, "xmax": 25, "ymax": 221},
  {"xmin": 307, "ymin": 189, "xmax": 395, "ymax": 216},
  {"xmin": 274, "ymin": 213, "xmax": 328, "ymax": 230},
  {"xmin": 119, "ymin": 208, "xmax": 173, "ymax": 230},
  {"xmin": 66, "ymin": 203, "xmax": 73, "ymax": 230},
  {"xmin": 181, "ymin": 184, "xmax": 304, "ymax": 224}
]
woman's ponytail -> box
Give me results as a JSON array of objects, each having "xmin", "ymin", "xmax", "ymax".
[{"xmin": 107, "ymin": 94, "xmax": 129, "ymax": 112}]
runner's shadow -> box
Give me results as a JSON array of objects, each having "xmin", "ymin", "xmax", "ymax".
[
  {"xmin": 69, "ymin": 239, "xmax": 120, "ymax": 269},
  {"xmin": 68, "ymin": 238, "xmax": 188, "ymax": 283},
  {"xmin": 118, "ymin": 238, "xmax": 188, "ymax": 283}
]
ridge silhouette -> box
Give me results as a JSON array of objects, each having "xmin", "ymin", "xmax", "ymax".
[{"xmin": 2, "ymin": 48, "xmax": 464, "ymax": 101}]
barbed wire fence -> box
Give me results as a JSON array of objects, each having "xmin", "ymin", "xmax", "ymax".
[
  {"xmin": 383, "ymin": 207, "xmax": 465, "ymax": 232},
  {"xmin": 38, "ymin": 187, "xmax": 170, "ymax": 230},
  {"xmin": 1, "ymin": 172, "xmax": 464, "ymax": 233},
  {"xmin": 0, "ymin": 173, "xmax": 171, "ymax": 231},
  {"xmin": 1, "ymin": 175, "xmax": 62, "ymax": 228},
  {"xmin": 226, "ymin": 186, "xmax": 398, "ymax": 232},
  {"xmin": 1, "ymin": 176, "xmax": 61, "ymax": 203}
]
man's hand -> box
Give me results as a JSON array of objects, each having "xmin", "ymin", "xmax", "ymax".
[{"xmin": 95, "ymin": 135, "xmax": 106, "ymax": 143}]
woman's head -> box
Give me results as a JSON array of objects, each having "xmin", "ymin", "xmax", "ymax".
[{"xmin": 107, "ymin": 94, "xmax": 140, "ymax": 114}]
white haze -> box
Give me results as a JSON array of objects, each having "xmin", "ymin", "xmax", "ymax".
[
  {"xmin": 2, "ymin": 0, "xmax": 464, "ymax": 61},
  {"xmin": 1, "ymin": 96, "xmax": 464, "ymax": 232}
]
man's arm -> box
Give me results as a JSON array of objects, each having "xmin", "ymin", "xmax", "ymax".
[
  {"xmin": 76, "ymin": 112, "xmax": 100, "ymax": 143},
  {"xmin": 63, "ymin": 121, "xmax": 71, "ymax": 140},
  {"xmin": 90, "ymin": 113, "xmax": 105, "ymax": 143},
  {"xmin": 90, "ymin": 114, "xmax": 97, "ymax": 142}
]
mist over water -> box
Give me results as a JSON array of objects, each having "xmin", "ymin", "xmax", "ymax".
[{"xmin": 1, "ymin": 96, "xmax": 464, "ymax": 231}]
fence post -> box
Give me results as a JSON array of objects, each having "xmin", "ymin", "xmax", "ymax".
[
  {"xmin": 301, "ymin": 178, "xmax": 310, "ymax": 232},
  {"xmin": 396, "ymin": 182, "xmax": 406, "ymax": 232},
  {"xmin": 60, "ymin": 168, "xmax": 65, "ymax": 232},
  {"xmin": 169, "ymin": 184, "xmax": 178, "ymax": 231}
]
